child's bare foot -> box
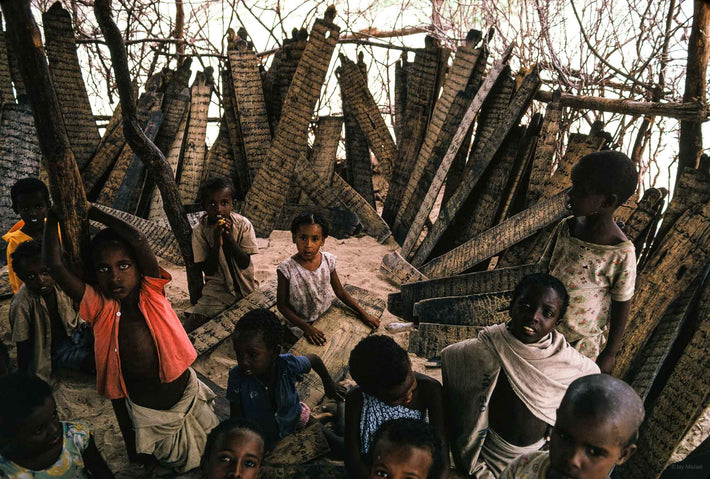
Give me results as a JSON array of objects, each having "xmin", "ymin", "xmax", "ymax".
[
  {"xmin": 337, "ymin": 378, "xmax": 357, "ymax": 397},
  {"xmin": 312, "ymin": 411, "xmax": 336, "ymax": 422}
]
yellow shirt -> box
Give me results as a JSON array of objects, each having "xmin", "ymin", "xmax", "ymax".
[{"xmin": 2, "ymin": 220, "xmax": 33, "ymax": 293}]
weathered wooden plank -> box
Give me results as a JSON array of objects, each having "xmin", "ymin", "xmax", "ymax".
[
  {"xmin": 291, "ymin": 285, "xmax": 385, "ymax": 406},
  {"xmin": 380, "ymin": 251, "xmax": 428, "ymax": 287},
  {"xmin": 191, "ymin": 279, "xmax": 278, "ymax": 356},
  {"xmin": 413, "ymin": 291, "xmax": 510, "ymax": 326},
  {"xmin": 393, "ymin": 52, "xmax": 409, "ymax": 146},
  {"xmin": 82, "ymin": 102, "xmax": 125, "ymax": 197},
  {"xmin": 442, "ymin": 123, "xmax": 474, "ymax": 205},
  {"xmin": 0, "ymin": 270, "xmax": 12, "ymax": 299},
  {"xmin": 275, "ymin": 204, "xmax": 359, "ymax": 239},
  {"xmin": 622, "ymin": 188, "xmax": 666, "ymax": 245},
  {"xmin": 3, "ymin": 14, "xmax": 25, "ymax": 97},
  {"xmin": 42, "ymin": 3, "xmax": 99, "ymax": 171},
  {"xmin": 260, "ymin": 464, "xmax": 345, "ymax": 479},
  {"xmin": 242, "ymin": 10, "xmax": 340, "ymax": 237},
  {"xmin": 221, "ymin": 67, "xmax": 251, "ymax": 196},
  {"xmin": 264, "ymin": 423, "xmax": 329, "ymax": 465},
  {"xmin": 178, "ymin": 70, "xmax": 212, "ymax": 204},
  {"xmin": 526, "ymin": 90, "xmax": 562, "ymax": 205},
  {"xmin": 273, "ymin": 28, "xmax": 308, "ymax": 130},
  {"xmin": 309, "ymin": 116, "xmax": 343, "ymax": 185},
  {"xmin": 0, "ymin": 22, "xmax": 15, "ymax": 103},
  {"xmin": 409, "ymin": 323, "xmax": 480, "ymax": 358}
]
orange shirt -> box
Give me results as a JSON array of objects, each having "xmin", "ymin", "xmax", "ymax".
[
  {"xmin": 2, "ymin": 220, "xmax": 33, "ymax": 293},
  {"xmin": 79, "ymin": 268, "xmax": 197, "ymax": 400}
]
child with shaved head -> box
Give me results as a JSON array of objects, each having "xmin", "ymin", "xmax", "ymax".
[{"xmin": 500, "ymin": 373, "xmax": 644, "ymax": 479}]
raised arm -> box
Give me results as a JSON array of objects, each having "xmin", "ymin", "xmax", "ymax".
[
  {"xmin": 330, "ymin": 270, "xmax": 380, "ymax": 329},
  {"xmin": 305, "ymin": 354, "xmax": 342, "ymax": 400},
  {"xmin": 277, "ymin": 270, "xmax": 326, "ymax": 345},
  {"xmin": 597, "ymin": 299, "xmax": 630, "ymax": 374},
  {"xmin": 220, "ymin": 215, "xmax": 251, "ymax": 269},
  {"xmin": 89, "ymin": 205, "xmax": 160, "ymax": 278},
  {"xmin": 43, "ymin": 210, "xmax": 86, "ymax": 303},
  {"xmin": 344, "ymin": 388, "xmax": 369, "ymax": 479}
]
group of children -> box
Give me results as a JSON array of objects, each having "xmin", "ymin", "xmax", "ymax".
[{"xmin": 0, "ymin": 150, "xmax": 649, "ymax": 479}]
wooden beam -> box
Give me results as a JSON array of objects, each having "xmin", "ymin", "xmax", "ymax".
[{"xmin": 413, "ymin": 291, "xmax": 510, "ymax": 326}]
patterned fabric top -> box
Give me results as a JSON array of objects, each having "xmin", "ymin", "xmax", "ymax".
[
  {"xmin": 359, "ymin": 392, "xmax": 427, "ymax": 454},
  {"xmin": 499, "ymin": 451, "xmax": 550, "ymax": 479},
  {"xmin": 277, "ymin": 251, "xmax": 336, "ymax": 324}
]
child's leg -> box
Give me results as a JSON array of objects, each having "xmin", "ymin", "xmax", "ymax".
[{"xmin": 111, "ymin": 398, "xmax": 158, "ymax": 466}]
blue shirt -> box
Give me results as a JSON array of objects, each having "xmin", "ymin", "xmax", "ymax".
[{"xmin": 227, "ymin": 354, "xmax": 311, "ymax": 448}]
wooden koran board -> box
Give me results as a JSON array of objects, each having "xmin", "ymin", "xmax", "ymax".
[
  {"xmin": 264, "ymin": 423, "xmax": 330, "ymax": 465},
  {"xmin": 290, "ymin": 284, "xmax": 385, "ymax": 407},
  {"xmin": 409, "ymin": 323, "xmax": 480, "ymax": 358},
  {"xmin": 413, "ymin": 291, "xmax": 510, "ymax": 326},
  {"xmin": 260, "ymin": 464, "xmax": 345, "ymax": 479},
  {"xmin": 0, "ymin": 271, "xmax": 12, "ymax": 299}
]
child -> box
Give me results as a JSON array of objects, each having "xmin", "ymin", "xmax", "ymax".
[
  {"xmin": 3, "ymin": 177, "xmax": 51, "ymax": 293},
  {"xmin": 43, "ymin": 204, "xmax": 219, "ymax": 471},
  {"xmin": 277, "ymin": 211, "xmax": 380, "ymax": 345},
  {"xmin": 184, "ymin": 177, "xmax": 259, "ymax": 332},
  {"xmin": 9, "ymin": 240, "xmax": 94, "ymax": 380},
  {"xmin": 0, "ymin": 341, "xmax": 8, "ymax": 376},
  {"xmin": 441, "ymin": 273, "xmax": 600, "ymax": 478},
  {"xmin": 202, "ymin": 418, "xmax": 266, "ymax": 479},
  {"xmin": 345, "ymin": 335, "xmax": 449, "ymax": 479},
  {"xmin": 226, "ymin": 309, "xmax": 343, "ymax": 451},
  {"xmin": 0, "ymin": 372, "xmax": 114, "ymax": 478},
  {"xmin": 549, "ymin": 151, "xmax": 638, "ymax": 372},
  {"xmin": 499, "ymin": 373, "xmax": 644, "ymax": 479},
  {"xmin": 368, "ymin": 418, "xmax": 444, "ymax": 479}
]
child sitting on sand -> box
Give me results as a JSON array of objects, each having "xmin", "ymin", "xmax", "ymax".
[
  {"xmin": 0, "ymin": 372, "xmax": 114, "ymax": 478},
  {"xmin": 549, "ymin": 151, "xmax": 638, "ymax": 372},
  {"xmin": 227, "ymin": 308, "xmax": 343, "ymax": 452},
  {"xmin": 44, "ymin": 204, "xmax": 218, "ymax": 471},
  {"xmin": 442, "ymin": 273, "xmax": 600, "ymax": 478},
  {"xmin": 3, "ymin": 178, "xmax": 51, "ymax": 293},
  {"xmin": 345, "ymin": 335, "xmax": 449, "ymax": 479},
  {"xmin": 10, "ymin": 240, "xmax": 93, "ymax": 380},
  {"xmin": 499, "ymin": 374, "xmax": 644, "ymax": 479},
  {"xmin": 277, "ymin": 211, "xmax": 379, "ymax": 345},
  {"xmin": 202, "ymin": 418, "xmax": 266, "ymax": 479},
  {"xmin": 184, "ymin": 176, "xmax": 259, "ymax": 332},
  {"xmin": 368, "ymin": 418, "xmax": 445, "ymax": 479}
]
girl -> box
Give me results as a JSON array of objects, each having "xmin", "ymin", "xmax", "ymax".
[
  {"xmin": 202, "ymin": 418, "xmax": 266, "ymax": 479},
  {"xmin": 0, "ymin": 373, "xmax": 114, "ymax": 478},
  {"xmin": 369, "ymin": 418, "xmax": 444, "ymax": 479},
  {"xmin": 277, "ymin": 211, "xmax": 380, "ymax": 345},
  {"xmin": 345, "ymin": 335, "xmax": 449, "ymax": 479}
]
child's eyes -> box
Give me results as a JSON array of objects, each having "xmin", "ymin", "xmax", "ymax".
[
  {"xmin": 587, "ymin": 447, "xmax": 606, "ymax": 458},
  {"xmin": 119, "ymin": 263, "xmax": 131, "ymax": 270},
  {"xmin": 217, "ymin": 454, "xmax": 233, "ymax": 463},
  {"xmin": 544, "ymin": 309, "xmax": 556, "ymax": 318},
  {"xmin": 245, "ymin": 459, "xmax": 257, "ymax": 468},
  {"xmin": 97, "ymin": 266, "xmax": 110, "ymax": 274},
  {"xmin": 26, "ymin": 273, "xmax": 37, "ymax": 280},
  {"xmin": 375, "ymin": 470, "xmax": 390, "ymax": 478}
]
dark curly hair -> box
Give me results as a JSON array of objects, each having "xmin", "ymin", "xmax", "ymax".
[
  {"xmin": 201, "ymin": 418, "xmax": 266, "ymax": 469},
  {"xmin": 232, "ymin": 308, "xmax": 284, "ymax": 351},
  {"xmin": 349, "ymin": 335, "xmax": 411, "ymax": 395},
  {"xmin": 571, "ymin": 151, "xmax": 638, "ymax": 205},
  {"xmin": 511, "ymin": 273, "xmax": 570, "ymax": 320},
  {"xmin": 0, "ymin": 373, "xmax": 54, "ymax": 435},
  {"xmin": 290, "ymin": 211, "xmax": 330, "ymax": 238},
  {"xmin": 10, "ymin": 240, "xmax": 42, "ymax": 274},
  {"xmin": 11, "ymin": 177, "xmax": 50, "ymax": 212},
  {"xmin": 369, "ymin": 418, "xmax": 443, "ymax": 479},
  {"xmin": 198, "ymin": 176, "xmax": 236, "ymax": 205}
]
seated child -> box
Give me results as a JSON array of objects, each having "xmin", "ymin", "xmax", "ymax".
[
  {"xmin": 549, "ymin": 151, "xmax": 639, "ymax": 372},
  {"xmin": 499, "ymin": 373, "xmax": 644, "ymax": 479},
  {"xmin": 368, "ymin": 418, "xmax": 444, "ymax": 479},
  {"xmin": 202, "ymin": 418, "xmax": 266, "ymax": 479},
  {"xmin": 227, "ymin": 309, "xmax": 342, "ymax": 452},
  {"xmin": 185, "ymin": 176, "xmax": 259, "ymax": 332},
  {"xmin": 345, "ymin": 335, "xmax": 449, "ymax": 479},
  {"xmin": 9, "ymin": 240, "xmax": 94, "ymax": 380},
  {"xmin": 43, "ymin": 204, "xmax": 218, "ymax": 471},
  {"xmin": 3, "ymin": 178, "xmax": 51, "ymax": 293},
  {"xmin": 0, "ymin": 372, "xmax": 114, "ymax": 478},
  {"xmin": 441, "ymin": 273, "xmax": 600, "ymax": 478},
  {"xmin": 277, "ymin": 211, "xmax": 380, "ymax": 345}
]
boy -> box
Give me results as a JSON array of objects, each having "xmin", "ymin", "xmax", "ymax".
[
  {"xmin": 368, "ymin": 418, "xmax": 444, "ymax": 479},
  {"xmin": 3, "ymin": 178, "xmax": 51, "ymax": 293},
  {"xmin": 9, "ymin": 240, "xmax": 93, "ymax": 380},
  {"xmin": 44, "ymin": 205, "xmax": 218, "ymax": 471},
  {"xmin": 184, "ymin": 177, "xmax": 258, "ymax": 332},
  {"xmin": 499, "ymin": 374, "xmax": 644, "ymax": 479},
  {"xmin": 441, "ymin": 274, "xmax": 600, "ymax": 478}
]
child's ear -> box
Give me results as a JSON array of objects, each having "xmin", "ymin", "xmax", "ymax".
[
  {"xmin": 615, "ymin": 443, "xmax": 637, "ymax": 465},
  {"xmin": 273, "ymin": 345, "xmax": 282, "ymax": 356},
  {"xmin": 603, "ymin": 193, "xmax": 619, "ymax": 208}
]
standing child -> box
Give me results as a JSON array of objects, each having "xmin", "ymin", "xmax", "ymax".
[
  {"xmin": 226, "ymin": 309, "xmax": 343, "ymax": 452},
  {"xmin": 277, "ymin": 211, "xmax": 380, "ymax": 345},
  {"xmin": 43, "ymin": 204, "xmax": 218, "ymax": 471},
  {"xmin": 549, "ymin": 151, "xmax": 639, "ymax": 372},
  {"xmin": 202, "ymin": 418, "xmax": 266, "ymax": 479},
  {"xmin": 0, "ymin": 372, "xmax": 114, "ymax": 478},
  {"xmin": 3, "ymin": 178, "xmax": 51, "ymax": 293},
  {"xmin": 345, "ymin": 335, "xmax": 449, "ymax": 479},
  {"xmin": 185, "ymin": 177, "xmax": 259, "ymax": 332},
  {"xmin": 499, "ymin": 374, "xmax": 644, "ymax": 479},
  {"xmin": 368, "ymin": 418, "xmax": 444, "ymax": 479}
]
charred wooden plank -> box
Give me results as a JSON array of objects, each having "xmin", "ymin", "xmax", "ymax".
[
  {"xmin": 178, "ymin": 70, "xmax": 212, "ymax": 203},
  {"xmin": 276, "ymin": 204, "xmax": 358, "ymax": 239},
  {"xmin": 526, "ymin": 90, "xmax": 562, "ymax": 205},
  {"xmin": 409, "ymin": 323, "xmax": 480, "ymax": 358},
  {"xmin": 242, "ymin": 10, "xmax": 340, "ymax": 237},
  {"xmin": 380, "ymin": 251, "xmax": 428, "ymax": 287},
  {"xmin": 221, "ymin": 67, "xmax": 251, "ymax": 195},
  {"xmin": 393, "ymin": 52, "xmax": 409, "ymax": 146},
  {"xmin": 413, "ymin": 291, "xmax": 510, "ymax": 326}
]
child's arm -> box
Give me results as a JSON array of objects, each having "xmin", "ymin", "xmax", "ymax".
[
  {"xmin": 420, "ymin": 375, "xmax": 451, "ymax": 479},
  {"xmin": 305, "ymin": 354, "xmax": 342, "ymax": 400},
  {"xmin": 16, "ymin": 340, "xmax": 32, "ymax": 373},
  {"xmin": 344, "ymin": 388, "xmax": 369, "ymax": 479},
  {"xmin": 277, "ymin": 270, "xmax": 327, "ymax": 345},
  {"xmin": 43, "ymin": 210, "xmax": 86, "ymax": 303},
  {"xmin": 219, "ymin": 215, "xmax": 251, "ymax": 269},
  {"xmin": 229, "ymin": 397, "xmax": 245, "ymax": 418},
  {"xmin": 88, "ymin": 205, "xmax": 160, "ymax": 278},
  {"xmin": 82, "ymin": 435, "xmax": 115, "ymax": 478},
  {"xmin": 330, "ymin": 270, "xmax": 380, "ymax": 329},
  {"xmin": 597, "ymin": 299, "xmax": 630, "ymax": 374}
]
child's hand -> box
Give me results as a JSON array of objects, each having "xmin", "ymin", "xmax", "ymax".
[
  {"xmin": 218, "ymin": 215, "xmax": 233, "ymax": 235},
  {"xmin": 361, "ymin": 313, "xmax": 381, "ymax": 330},
  {"xmin": 596, "ymin": 348, "xmax": 616, "ymax": 374},
  {"xmin": 304, "ymin": 324, "xmax": 327, "ymax": 346},
  {"xmin": 324, "ymin": 381, "xmax": 345, "ymax": 401}
]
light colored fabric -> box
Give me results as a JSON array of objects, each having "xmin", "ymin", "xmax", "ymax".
[
  {"xmin": 277, "ymin": 251, "xmax": 336, "ymax": 325},
  {"xmin": 125, "ymin": 368, "xmax": 219, "ymax": 473},
  {"xmin": 359, "ymin": 392, "xmax": 427, "ymax": 454},
  {"xmin": 441, "ymin": 322, "xmax": 600, "ymax": 475},
  {"xmin": 9, "ymin": 284, "xmax": 81, "ymax": 380},
  {"xmin": 472, "ymin": 428, "xmax": 546, "ymax": 479},
  {"xmin": 79, "ymin": 268, "xmax": 197, "ymax": 400},
  {"xmin": 549, "ymin": 217, "xmax": 636, "ymax": 358},
  {"xmin": 2, "ymin": 220, "xmax": 32, "ymax": 293},
  {"xmin": 0, "ymin": 421, "xmax": 91, "ymax": 479},
  {"xmin": 499, "ymin": 451, "xmax": 551, "ymax": 479},
  {"xmin": 191, "ymin": 211, "xmax": 258, "ymax": 315}
]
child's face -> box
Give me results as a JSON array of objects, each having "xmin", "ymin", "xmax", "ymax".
[
  {"xmin": 548, "ymin": 405, "xmax": 636, "ymax": 479},
  {"xmin": 15, "ymin": 258, "xmax": 55, "ymax": 296},
  {"xmin": 233, "ymin": 333, "xmax": 278, "ymax": 379},
  {"xmin": 509, "ymin": 285, "xmax": 563, "ymax": 344},
  {"xmin": 380, "ymin": 369, "xmax": 417, "ymax": 407},
  {"xmin": 14, "ymin": 395, "xmax": 62, "ymax": 457},
  {"xmin": 369, "ymin": 438, "xmax": 434, "ymax": 479},
  {"xmin": 566, "ymin": 178, "xmax": 609, "ymax": 218},
  {"xmin": 292, "ymin": 223, "xmax": 325, "ymax": 261},
  {"xmin": 15, "ymin": 191, "xmax": 48, "ymax": 228},
  {"xmin": 93, "ymin": 241, "xmax": 141, "ymax": 301},
  {"xmin": 205, "ymin": 429, "xmax": 264, "ymax": 479},
  {"xmin": 204, "ymin": 188, "xmax": 235, "ymax": 223}
]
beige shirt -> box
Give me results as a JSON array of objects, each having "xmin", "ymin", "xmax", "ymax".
[
  {"xmin": 192, "ymin": 211, "xmax": 259, "ymax": 300},
  {"xmin": 9, "ymin": 284, "xmax": 82, "ymax": 380},
  {"xmin": 499, "ymin": 452, "xmax": 550, "ymax": 479}
]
